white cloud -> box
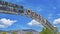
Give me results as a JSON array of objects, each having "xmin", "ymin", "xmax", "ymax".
[
  {"xmin": 27, "ymin": 20, "xmax": 41, "ymax": 26},
  {"xmin": 0, "ymin": 18, "xmax": 17, "ymax": 28},
  {"xmin": 0, "ymin": 25, "xmax": 5, "ymax": 28},
  {"xmin": 53, "ymin": 18, "xmax": 60, "ymax": 24}
]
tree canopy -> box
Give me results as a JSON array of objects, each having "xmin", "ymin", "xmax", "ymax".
[
  {"xmin": 40, "ymin": 28, "xmax": 53, "ymax": 34},
  {"xmin": 26, "ymin": 32, "xmax": 33, "ymax": 34},
  {"xmin": 12, "ymin": 32, "xmax": 17, "ymax": 34},
  {"xmin": 1, "ymin": 32, "xmax": 6, "ymax": 34}
]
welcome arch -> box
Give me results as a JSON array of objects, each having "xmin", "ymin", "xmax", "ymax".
[{"xmin": 0, "ymin": 0, "xmax": 57, "ymax": 34}]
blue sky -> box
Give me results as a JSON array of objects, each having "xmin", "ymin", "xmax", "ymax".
[{"xmin": 0, "ymin": 0, "xmax": 60, "ymax": 32}]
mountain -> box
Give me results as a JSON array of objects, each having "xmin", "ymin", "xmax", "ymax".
[{"xmin": 0, "ymin": 29, "xmax": 38, "ymax": 32}]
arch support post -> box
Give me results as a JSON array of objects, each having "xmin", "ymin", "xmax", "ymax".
[{"xmin": 53, "ymin": 27, "xmax": 58, "ymax": 34}]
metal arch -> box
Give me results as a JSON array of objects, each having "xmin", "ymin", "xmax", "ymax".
[
  {"xmin": 0, "ymin": 0, "xmax": 54, "ymax": 30},
  {"xmin": 0, "ymin": 1, "xmax": 58, "ymax": 34}
]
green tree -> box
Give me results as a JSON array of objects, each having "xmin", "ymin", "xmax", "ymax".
[
  {"xmin": 12, "ymin": 32, "xmax": 17, "ymax": 34},
  {"xmin": 40, "ymin": 28, "xmax": 53, "ymax": 34},
  {"xmin": 26, "ymin": 32, "xmax": 33, "ymax": 34},
  {"xmin": 1, "ymin": 32, "xmax": 6, "ymax": 34},
  {"xmin": 57, "ymin": 32, "xmax": 60, "ymax": 34}
]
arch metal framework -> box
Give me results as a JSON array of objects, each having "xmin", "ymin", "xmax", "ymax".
[{"xmin": 0, "ymin": 1, "xmax": 57, "ymax": 34}]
